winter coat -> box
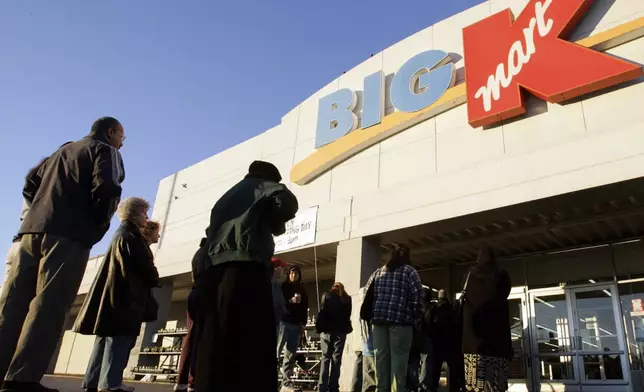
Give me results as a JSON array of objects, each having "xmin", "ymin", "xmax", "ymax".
[
  {"xmin": 73, "ymin": 221, "xmax": 159, "ymax": 337},
  {"xmin": 281, "ymin": 266, "xmax": 309, "ymax": 326},
  {"xmin": 205, "ymin": 175, "xmax": 298, "ymax": 269},
  {"xmin": 316, "ymin": 291, "xmax": 352, "ymax": 335},
  {"xmin": 426, "ymin": 298, "xmax": 459, "ymax": 352},
  {"xmin": 19, "ymin": 136, "xmax": 124, "ymax": 248},
  {"xmin": 462, "ymin": 266, "xmax": 512, "ymax": 358},
  {"xmin": 191, "ymin": 237, "xmax": 209, "ymax": 284}
]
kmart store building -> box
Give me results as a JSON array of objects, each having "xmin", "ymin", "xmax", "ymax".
[{"xmin": 50, "ymin": 0, "xmax": 644, "ymax": 391}]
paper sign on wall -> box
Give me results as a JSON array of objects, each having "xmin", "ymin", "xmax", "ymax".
[{"xmin": 274, "ymin": 206, "xmax": 319, "ymax": 253}]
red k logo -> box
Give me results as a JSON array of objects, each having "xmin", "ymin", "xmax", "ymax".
[{"xmin": 463, "ymin": 0, "xmax": 643, "ymax": 128}]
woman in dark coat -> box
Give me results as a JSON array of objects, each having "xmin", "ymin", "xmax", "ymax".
[
  {"xmin": 74, "ymin": 197, "xmax": 159, "ymax": 392},
  {"xmin": 316, "ymin": 282, "xmax": 352, "ymax": 392},
  {"xmin": 462, "ymin": 248, "xmax": 512, "ymax": 392}
]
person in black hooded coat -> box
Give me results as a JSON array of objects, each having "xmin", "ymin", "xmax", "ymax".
[
  {"xmin": 462, "ymin": 248, "xmax": 512, "ymax": 392},
  {"xmin": 195, "ymin": 161, "xmax": 298, "ymax": 392},
  {"xmin": 278, "ymin": 265, "xmax": 309, "ymax": 390}
]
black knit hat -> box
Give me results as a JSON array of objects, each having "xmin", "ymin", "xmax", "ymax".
[{"xmin": 247, "ymin": 160, "xmax": 282, "ymax": 182}]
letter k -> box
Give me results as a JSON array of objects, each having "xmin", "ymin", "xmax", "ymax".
[{"xmin": 463, "ymin": 0, "xmax": 643, "ymax": 128}]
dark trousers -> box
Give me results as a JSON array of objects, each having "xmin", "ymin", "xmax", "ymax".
[
  {"xmin": 195, "ymin": 262, "xmax": 276, "ymax": 391},
  {"xmin": 318, "ymin": 333, "xmax": 347, "ymax": 392},
  {"xmin": 431, "ymin": 348, "xmax": 464, "ymax": 392},
  {"xmin": 177, "ymin": 289, "xmax": 200, "ymax": 386},
  {"xmin": 0, "ymin": 234, "xmax": 89, "ymax": 382}
]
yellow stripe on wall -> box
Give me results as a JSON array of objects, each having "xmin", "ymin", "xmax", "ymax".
[{"xmin": 291, "ymin": 17, "xmax": 644, "ymax": 186}]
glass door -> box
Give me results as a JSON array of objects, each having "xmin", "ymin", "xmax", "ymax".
[
  {"xmin": 507, "ymin": 288, "xmax": 533, "ymax": 392},
  {"xmin": 569, "ymin": 284, "xmax": 630, "ymax": 390},
  {"xmin": 529, "ymin": 288, "xmax": 579, "ymax": 391},
  {"xmin": 529, "ymin": 284, "xmax": 632, "ymax": 392}
]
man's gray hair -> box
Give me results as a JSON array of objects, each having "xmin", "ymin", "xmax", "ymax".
[{"xmin": 117, "ymin": 197, "xmax": 150, "ymax": 222}]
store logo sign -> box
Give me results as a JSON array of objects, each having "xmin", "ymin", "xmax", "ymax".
[
  {"xmin": 463, "ymin": 0, "xmax": 643, "ymax": 127},
  {"xmin": 290, "ymin": 1, "xmax": 643, "ymax": 185},
  {"xmin": 315, "ymin": 50, "xmax": 455, "ymax": 148}
]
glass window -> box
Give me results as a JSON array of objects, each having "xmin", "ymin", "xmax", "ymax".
[
  {"xmin": 582, "ymin": 354, "xmax": 624, "ymax": 380},
  {"xmin": 618, "ymin": 280, "xmax": 644, "ymax": 371},
  {"xmin": 539, "ymin": 355, "xmax": 575, "ymax": 381},
  {"xmin": 533, "ymin": 294, "xmax": 572, "ymax": 353},
  {"xmin": 527, "ymin": 247, "xmax": 614, "ymax": 289}
]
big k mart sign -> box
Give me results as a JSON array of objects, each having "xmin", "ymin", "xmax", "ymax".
[{"xmin": 290, "ymin": 0, "xmax": 644, "ymax": 185}]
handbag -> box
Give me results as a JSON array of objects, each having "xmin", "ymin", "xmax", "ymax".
[
  {"xmin": 360, "ymin": 283, "xmax": 375, "ymax": 322},
  {"xmin": 143, "ymin": 291, "xmax": 159, "ymax": 322}
]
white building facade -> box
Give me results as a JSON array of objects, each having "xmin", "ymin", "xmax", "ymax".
[{"xmin": 52, "ymin": 1, "xmax": 644, "ymax": 391}]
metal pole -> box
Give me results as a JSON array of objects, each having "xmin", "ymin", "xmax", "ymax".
[{"xmin": 314, "ymin": 246, "xmax": 321, "ymax": 312}]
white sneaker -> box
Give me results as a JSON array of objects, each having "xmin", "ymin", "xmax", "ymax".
[{"xmin": 174, "ymin": 385, "xmax": 189, "ymax": 392}]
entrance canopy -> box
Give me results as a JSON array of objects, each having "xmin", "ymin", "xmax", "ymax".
[{"xmin": 378, "ymin": 177, "xmax": 644, "ymax": 269}]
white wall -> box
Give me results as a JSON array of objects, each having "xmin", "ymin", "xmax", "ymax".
[{"xmin": 124, "ymin": 0, "xmax": 644, "ymax": 281}]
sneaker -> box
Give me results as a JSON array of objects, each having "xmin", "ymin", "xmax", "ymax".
[
  {"xmin": 1, "ymin": 382, "xmax": 59, "ymax": 392},
  {"xmin": 173, "ymin": 385, "xmax": 188, "ymax": 392}
]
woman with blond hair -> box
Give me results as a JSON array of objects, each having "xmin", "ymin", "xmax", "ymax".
[
  {"xmin": 74, "ymin": 197, "xmax": 159, "ymax": 392},
  {"xmin": 316, "ymin": 282, "xmax": 353, "ymax": 392}
]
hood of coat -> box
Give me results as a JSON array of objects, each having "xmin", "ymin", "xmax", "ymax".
[{"xmin": 288, "ymin": 265, "xmax": 302, "ymax": 284}]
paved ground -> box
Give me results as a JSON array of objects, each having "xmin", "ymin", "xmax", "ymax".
[
  {"xmin": 43, "ymin": 376, "xmax": 174, "ymax": 392},
  {"xmin": 43, "ymin": 376, "xmax": 321, "ymax": 392},
  {"xmin": 44, "ymin": 375, "xmax": 450, "ymax": 392}
]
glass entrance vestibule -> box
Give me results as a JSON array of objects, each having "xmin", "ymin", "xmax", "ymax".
[
  {"xmin": 443, "ymin": 241, "xmax": 644, "ymax": 392},
  {"xmin": 508, "ymin": 283, "xmax": 631, "ymax": 392}
]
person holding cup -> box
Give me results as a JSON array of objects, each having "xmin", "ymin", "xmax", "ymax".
[{"xmin": 278, "ymin": 266, "xmax": 309, "ymax": 391}]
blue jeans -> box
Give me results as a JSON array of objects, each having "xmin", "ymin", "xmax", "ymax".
[
  {"xmin": 318, "ymin": 333, "xmax": 347, "ymax": 392},
  {"xmin": 351, "ymin": 351, "xmax": 363, "ymax": 392},
  {"xmin": 277, "ymin": 322, "xmax": 301, "ymax": 386},
  {"xmin": 82, "ymin": 336, "xmax": 136, "ymax": 390},
  {"xmin": 419, "ymin": 336, "xmax": 433, "ymax": 391}
]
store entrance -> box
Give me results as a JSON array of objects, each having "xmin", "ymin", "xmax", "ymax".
[{"xmin": 529, "ymin": 283, "xmax": 631, "ymax": 392}]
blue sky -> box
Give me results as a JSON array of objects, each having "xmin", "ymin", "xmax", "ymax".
[{"xmin": 0, "ymin": 0, "xmax": 484, "ymax": 279}]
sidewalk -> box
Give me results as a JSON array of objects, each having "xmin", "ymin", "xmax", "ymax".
[{"xmin": 43, "ymin": 376, "xmax": 173, "ymax": 392}]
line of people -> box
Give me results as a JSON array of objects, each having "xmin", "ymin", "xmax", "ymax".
[
  {"xmin": 0, "ymin": 116, "xmax": 513, "ymax": 392},
  {"xmin": 355, "ymin": 245, "xmax": 513, "ymax": 392}
]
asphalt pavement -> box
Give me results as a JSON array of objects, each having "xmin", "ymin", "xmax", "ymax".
[{"xmin": 43, "ymin": 376, "xmax": 173, "ymax": 392}]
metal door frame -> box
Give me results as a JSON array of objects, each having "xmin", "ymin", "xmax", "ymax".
[
  {"xmin": 508, "ymin": 286, "xmax": 535, "ymax": 392},
  {"xmin": 567, "ymin": 283, "xmax": 631, "ymax": 389},
  {"xmin": 528, "ymin": 283, "xmax": 632, "ymax": 392}
]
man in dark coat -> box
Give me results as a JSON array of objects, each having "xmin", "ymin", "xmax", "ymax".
[
  {"xmin": 195, "ymin": 161, "xmax": 298, "ymax": 392},
  {"xmin": 0, "ymin": 117, "xmax": 125, "ymax": 392},
  {"xmin": 427, "ymin": 290, "xmax": 462, "ymax": 392},
  {"xmin": 73, "ymin": 197, "xmax": 159, "ymax": 392}
]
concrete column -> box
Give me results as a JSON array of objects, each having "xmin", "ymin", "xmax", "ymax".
[
  {"xmin": 125, "ymin": 280, "xmax": 174, "ymax": 378},
  {"xmin": 335, "ymin": 237, "xmax": 381, "ymax": 392}
]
